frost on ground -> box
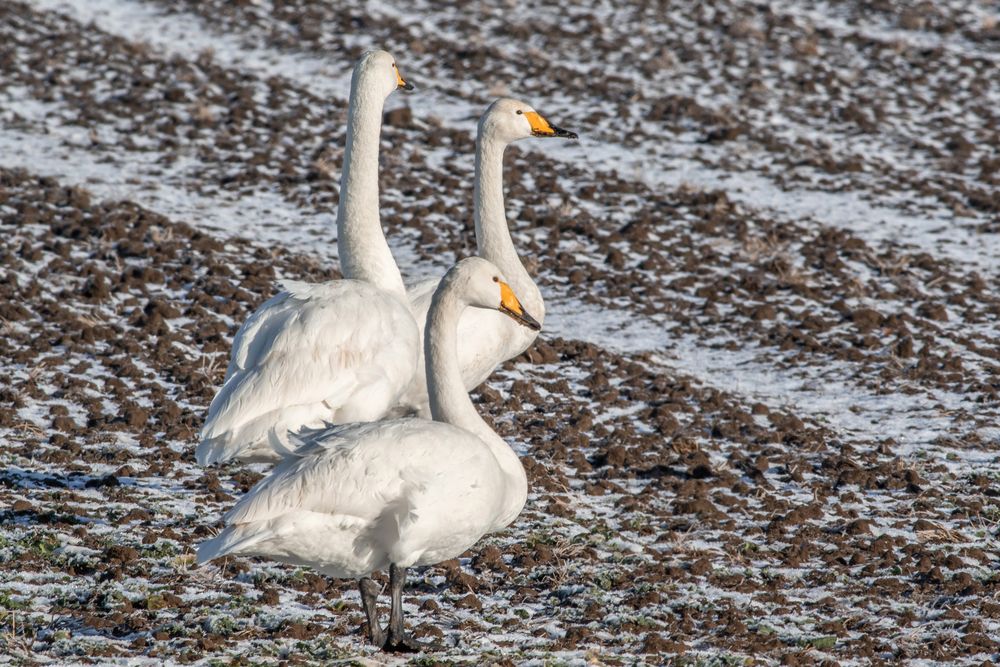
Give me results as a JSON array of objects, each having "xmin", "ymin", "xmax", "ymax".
[{"xmin": 1, "ymin": 0, "xmax": 999, "ymax": 665}]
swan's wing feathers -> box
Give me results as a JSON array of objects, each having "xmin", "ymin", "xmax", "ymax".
[
  {"xmin": 221, "ymin": 290, "xmax": 294, "ymax": 381},
  {"xmin": 201, "ymin": 281, "xmax": 418, "ymax": 444},
  {"xmin": 286, "ymin": 421, "xmax": 371, "ymax": 458},
  {"xmin": 217, "ymin": 278, "xmax": 330, "ymax": 385},
  {"xmin": 276, "ymin": 279, "xmax": 315, "ymax": 297},
  {"xmin": 225, "ymin": 420, "xmax": 413, "ymax": 525},
  {"xmin": 224, "ymin": 420, "xmax": 473, "ymax": 526},
  {"xmin": 226, "ymin": 278, "xmax": 404, "ymax": 378}
]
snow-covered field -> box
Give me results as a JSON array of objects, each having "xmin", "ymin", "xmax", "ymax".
[{"xmin": 1, "ymin": 0, "xmax": 998, "ymax": 664}]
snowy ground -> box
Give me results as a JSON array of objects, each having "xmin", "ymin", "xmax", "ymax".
[{"xmin": 1, "ymin": 0, "xmax": 998, "ymax": 665}]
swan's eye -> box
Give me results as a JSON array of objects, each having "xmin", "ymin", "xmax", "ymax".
[
  {"xmin": 492, "ymin": 276, "xmax": 499, "ymax": 282},
  {"xmin": 516, "ymin": 110, "xmax": 523, "ymax": 115}
]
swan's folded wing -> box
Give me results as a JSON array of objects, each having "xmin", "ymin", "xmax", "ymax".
[
  {"xmin": 226, "ymin": 279, "xmax": 396, "ymax": 380},
  {"xmin": 222, "ymin": 290, "xmax": 295, "ymax": 382},
  {"xmin": 286, "ymin": 420, "xmax": 386, "ymax": 458},
  {"xmin": 199, "ymin": 281, "xmax": 419, "ymax": 454},
  {"xmin": 223, "ymin": 420, "xmax": 477, "ymax": 526}
]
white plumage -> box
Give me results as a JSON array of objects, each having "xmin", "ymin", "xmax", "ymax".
[
  {"xmin": 196, "ymin": 50, "xmax": 414, "ymax": 465},
  {"xmin": 198, "ymin": 91, "xmax": 575, "ymax": 463},
  {"xmin": 394, "ymin": 98, "xmax": 577, "ymax": 415},
  {"xmin": 401, "ymin": 276, "xmax": 534, "ymax": 411},
  {"xmin": 197, "ymin": 281, "xmax": 417, "ymax": 464},
  {"xmin": 197, "ymin": 419, "xmax": 508, "ymax": 576},
  {"xmin": 197, "ymin": 258, "xmax": 539, "ymax": 649}
]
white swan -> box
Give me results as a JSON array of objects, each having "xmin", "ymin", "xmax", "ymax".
[
  {"xmin": 396, "ymin": 98, "xmax": 577, "ymax": 416},
  {"xmin": 196, "ymin": 50, "xmax": 415, "ymax": 465},
  {"xmin": 197, "ymin": 257, "xmax": 539, "ymax": 651}
]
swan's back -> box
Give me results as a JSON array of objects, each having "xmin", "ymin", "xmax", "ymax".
[
  {"xmin": 197, "ymin": 280, "xmax": 419, "ymax": 464},
  {"xmin": 198, "ymin": 418, "xmax": 512, "ymax": 575},
  {"xmin": 225, "ymin": 418, "xmax": 502, "ymax": 527}
]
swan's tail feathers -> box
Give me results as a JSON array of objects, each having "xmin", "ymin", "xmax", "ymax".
[
  {"xmin": 195, "ymin": 434, "xmax": 228, "ymax": 467},
  {"xmin": 197, "ymin": 412, "xmax": 245, "ymax": 465},
  {"xmin": 197, "ymin": 425, "xmax": 285, "ymax": 466},
  {"xmin": 196, "ymin": 524, "xmax": 270, "ymax": 565}
]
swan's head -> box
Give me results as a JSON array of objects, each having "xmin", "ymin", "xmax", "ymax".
[
  {"xmin": 479, "ymin": 98, "xmax": 578, "ymax": 144},
  {"xmin": 452, "ymin": 257, "xmax": 541, "ymax": 331},
  {"xmin": 355, "ymin": 50, "xmax": 413, "ymax": 98}
]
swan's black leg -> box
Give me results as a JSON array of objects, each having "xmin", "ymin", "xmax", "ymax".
[
  {"xmin": 358, "ymin": 577, "xmax": 386, "ymax": 647},
  {"xmin": 382, "ymin": 563, "xmax": 441, "ymax": 652}
]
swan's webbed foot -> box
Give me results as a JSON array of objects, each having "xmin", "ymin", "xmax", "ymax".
[
  {"xmin": 358, "ymin": 577, "xmax": 386, "ymax": 647},
  {"xmin": 378, "ymin": 563, "xmax": 443, "ymax": 653},
  {"xmin": 383, "ymin": 628, "xmax": 442, "ymax": 653}
]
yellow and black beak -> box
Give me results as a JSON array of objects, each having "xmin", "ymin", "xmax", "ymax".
[
  {"xmin": 396, "ymin": 66, "xmax": 414, "ymax": 91},
  {"xmin": 498, "ymin": 282, "xmax": 541, "ymax": 331},
  {"xmin": 524, "ymin": 111, "xmax": 577, "ymax": 139}
]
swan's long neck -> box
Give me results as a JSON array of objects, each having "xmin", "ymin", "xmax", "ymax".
[
  {"xmin": 336, "ymin": 75, "xmax": 405, "ymax": 296},
  {"xmin": 474, "ymin": 132, "xmax": 544, "ymax": 320},
  {"xmin": 426, "ymin": 279, "xmax": 528, "ymax": 525}
]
